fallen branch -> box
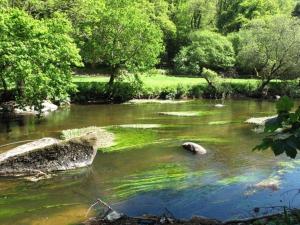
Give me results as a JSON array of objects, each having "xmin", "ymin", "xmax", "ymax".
[{"xmin": 86, "ymin": 198, "xmax": 114, "ymax": 218}]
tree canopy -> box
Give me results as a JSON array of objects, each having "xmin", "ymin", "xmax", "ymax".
[
  {"xmin": 237, "ymin": 15, "xmax": 300, "ymax": 93},
  {"xmin": 89, "ymin": 0, "xmax": 164, "ymax": 84},
  {"xmin": 174, "ymin": 30, "xmax": 235, "ymax": 75},
  {"xmin": 0, "ymin": 8, "xmax": 82, "ymax": 112}
]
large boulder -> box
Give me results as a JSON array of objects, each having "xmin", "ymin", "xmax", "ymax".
[
  {"xmin": 0, "ymin": 133, "xmax": 98, "ymax": 176},
  {"xmin": 182, "ymin": 142, "xmax": 207, "ymax": 154}
]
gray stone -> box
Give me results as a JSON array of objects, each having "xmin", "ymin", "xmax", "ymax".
[
  {"xmin": 245, "ymin": 116, "xmax": 277, "ymax": 126},
  {"xmin": 14, "ymin": 100, "xmax": 58, "ymax": 115},
  {"xmin": 1, "ymin": 100, "xmax": 58, "ymax": 115},
  {"xmin": 105, "ymin": 211, "xmax": 123, "ymax": 221},
  {"xmin": 0, "ymin": 133, "xmax": 98, "ymax": 176},
  {"xmin": 182, "ymin": 142, "xmax": 207, "ymax": 154}
]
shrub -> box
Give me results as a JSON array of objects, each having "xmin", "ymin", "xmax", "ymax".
[{"xmin": 174, "ymin": 30, "xmax": 236, "ymax": 75}]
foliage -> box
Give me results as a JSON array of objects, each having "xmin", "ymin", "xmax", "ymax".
[
  {"xmin": 166, "ymin": 0, "xmax": 217, "ymax": 63},
  {"xmin": 84, "ymin": 0, "xmax": 164, "ymax": 86},
  {"xmin": 174, "ymin": 30, "xmax": 235, "ymax": 75},
  {"xmin": 237, "ymin": 15, "xmax": 300, "ymax": 93},
  {"xmin": 216, "ymin": 0, "xmax": 296, "ymax": 33},
  {"xmin": 254, "ymin": 96, "xmax": 300, "ymax": 159},
  {"xmin": 0, "ymin": 8, "xmax": 82, "ymax": 113}
]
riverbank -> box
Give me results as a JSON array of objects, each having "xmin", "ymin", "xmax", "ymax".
[
  {"xmin": 71, "ymin": 74, "xmax": 300, "ymax": 103},
  {"xmin": 84, "ymin": 209, "xmax": 300, "ymax": 225}
]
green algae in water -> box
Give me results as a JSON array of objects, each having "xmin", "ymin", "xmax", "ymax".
[
  {"xmin": 102, "ymin": 127, "xmax": 158, "ymax": 152},
  {"xmin": 158, "ymin": 111, "xmax": 220, "ymax": 117},
  {"xmin": 208, "ymin": 121, "xmax": 241, "ymax": 125},
  {"xmin": 177, "ymin": 136, "xmax": 230, "ymax": 144},
  {"xmin": 110, "ymin": 164, "xmax": 213, "ymax": 199}
]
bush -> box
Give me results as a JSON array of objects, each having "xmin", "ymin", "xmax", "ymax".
[
  {"xmin": 174, "ymin": 30, "xmax": 236, "ymax": 75},
  {"xmin": 71, "ymin": 82, "xmax": 106, "ymax": 103}
]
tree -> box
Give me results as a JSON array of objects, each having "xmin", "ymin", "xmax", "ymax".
[
  {"xmin": 237, "ymin": 15, "xmax": 300, "ymax": 94},
  {"xmin": 0, "ymin": 9, "xmax": 82, "ymax": 112},
  {"xmin": 90, "ymin": 0, "xmax": 164, "ymax": 86},
  {"xmin": 174, "ymin": 30, "xmax": 235, "ymax": 75},
  {"xmin": 216, "ymin": 0, "xmax": 295, "ymax": 33},
  {"xmin": 66, "ymin": 0, "xmax": 105, "ymax": 66},
  {"xmin": 254, "ymin": 96, "xmax": 300, "ymax": 159},
  {"xmin": 167, "ymin": 0, "xmax": 217, "ymax": 62}
]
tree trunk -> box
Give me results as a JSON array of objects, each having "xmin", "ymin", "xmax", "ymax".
[
  {"xmin": 256, "ymin": 79, "xmax": 271, "ymax": 97},
  {"xmin": 0, "ymin": 75, "xmax": 8, "ymax": 102},
  {"xmin": 0, "ymin": 76, "xmax": 7, "ymax": 92},
  {"xmin": 108, "ymin": 66, "xmax": 121, "ymax": 86},
  {"xmin": 106, "ymin": 66, "xmax": 120, "ymax": 102},
  {"xmin": 108, "ymin": 72, "xmax": 116, "ymax": 86},
  {"xmin": 16, "ymin": 79, "xmax": 25, "ymax": 98}
]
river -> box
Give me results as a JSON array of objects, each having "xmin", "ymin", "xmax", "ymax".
[{"xmin": 0, "ymin": 99, "xmax": 300, "ymax": 225}]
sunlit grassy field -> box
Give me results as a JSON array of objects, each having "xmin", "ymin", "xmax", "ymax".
[{"xmin": 72, "ymin": 74, "xmax": 261, "ymax": 88}]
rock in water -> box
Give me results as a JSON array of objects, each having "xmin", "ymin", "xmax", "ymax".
[
  {"xmin": 214, "ymin": 104, "xmax": 225, "ymax": 108},
  {"xmin": 0, "ymin": 133, "xmax": 98, "ymax": 176},
  {"xmin": 182, "ymin": 142, "xmax": 207, "ymax": 154},
  {"xmin": 245, "ymin": 116, "xmax": 277, "ymax": 126},
  {"xmin": 14, "ymin": 100, "xmax": 58, "ymax": 115}
]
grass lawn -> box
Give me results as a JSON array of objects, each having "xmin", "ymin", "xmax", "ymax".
[{"xmin": 72, "ymin": 74, "xmax": 261, "ymax": 88}]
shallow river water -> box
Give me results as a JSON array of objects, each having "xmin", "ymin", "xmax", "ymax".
[{"xmin": 1, "ymin": 99, "xmax": 300, "ymax": 225}]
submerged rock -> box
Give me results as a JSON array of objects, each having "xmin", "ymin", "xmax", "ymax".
[
  {"xmin": 159, "ymin": 112, "xmax": 198, "ymax": 117},
  {"xmin": 0, "ymin": 133, "xmax": 98, "ymax": 176},
  {"xmin": 254, "ymin": 177, "xmax": 280, "ymax": 191},
  {"xmin": 126, "ymin": 99, "xmax": 190, "ymax": 104},
  {"xmin": 214, "ymin": 104, "xmax": 225, "ymax": 108},
  {"xmin": 245, "ymin": 116, "xmax": 277, "ymax": 126},
  {"xmin": 182, "ymin": 142, "xmax": 207, "ymax": 154},
  {"xmin": 118, "ymin": 124, "xmax": 161, "ymax": 129}
]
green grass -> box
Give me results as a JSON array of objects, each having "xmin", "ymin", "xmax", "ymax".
[
  {"xmin": 71, "ymin": 73, "xmax": 298, "ymax": 103},
  {"xmin": 73, "ymin": 74, "xmax": 260, "ymax": 88}
]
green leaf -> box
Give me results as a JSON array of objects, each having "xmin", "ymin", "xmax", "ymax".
[{"xmin": 271, "ymin": 140, "xmax": 285, "ymax": 156}]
